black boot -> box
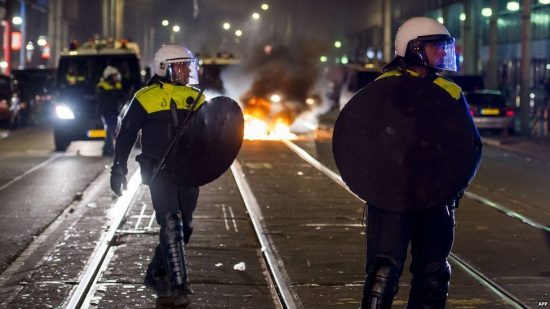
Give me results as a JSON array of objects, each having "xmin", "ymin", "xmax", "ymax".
[
  {"xmin": 144, "ymin": 244, "xmax": 171, "ymax": 298},
  {"xmin": 160, "ymin": 212, "xmax": 193, "ymax": 307},
  {"xmin": 361, "ymin": 258, "xmax": 400, "ymax": 309},
  {"xmin": 407, "ymin": 261, "xmax": 451, "ymax": 309}
]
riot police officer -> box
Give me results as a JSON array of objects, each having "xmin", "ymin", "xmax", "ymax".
[
  {"xmin": 359, "ymin": 17, "xmax": 483, "ymax": 308},
  {"xmin": 97, "ymin": 66, "xmax": 124, "ymax": 156},
  {"xmin": 110, "ymin": 44, "xmax": 206, "ymax": 307}
]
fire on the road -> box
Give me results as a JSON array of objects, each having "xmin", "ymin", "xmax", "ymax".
[{"xmin": 242, "ymin": 96, "xmax": 297, "ymax": 140}]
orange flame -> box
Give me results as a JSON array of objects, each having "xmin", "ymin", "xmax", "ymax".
[{"xmin": 243, "ymin": 96, "xmax": 296, "ymax": 140}]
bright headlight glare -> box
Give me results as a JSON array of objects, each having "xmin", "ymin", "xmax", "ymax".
[{"xmin": 55, "ymin": 104, "xmax": 75, "ymax": 119}]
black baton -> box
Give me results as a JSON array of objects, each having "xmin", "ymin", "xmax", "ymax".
[{"xmin": 149, "ymin": 87, "xmax": 205, "ymax": 183}]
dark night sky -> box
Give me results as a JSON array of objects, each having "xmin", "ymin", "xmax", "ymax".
[{"xmin": 124, "ymin": 0, "xmax": 372, "ymax": 64}]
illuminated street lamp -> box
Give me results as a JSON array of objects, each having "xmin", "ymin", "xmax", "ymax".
[
  {"xmin": 161, "ymin": 19, "xmax": 169, "ymax": 26},
  {"xmin": 334, "ymin": 41, "xmax": 342, "ymax": 48},
  {"xmin": 169, "ymin": 25, "xmax": 181, "ymax": 43},
  {"xmin": 460, "ymin": 13, "xmax": 466, "ymax": 21},
  {"xmin": 506, "ymin": 1, "xmax": 520, "ymax": 11},
  {"xmin": 235, "ymin": 29, "xmax": 243, "ymax": 37},
  {"xmin": 12, "ymin": 16, "xmax": 22, "ymax": 25},
  {"xmin": 37, "ymin": 36, "xmax": 47, "ymax": 46},
  {"xmin": 223, "ymin": 22, "xmax": 231, "ymax": 30},
  {"xmin": 481, "ymin": 8, "xmax": 493, "ymax": 17},
  {"xmin": 540, "ymin": 0, "xmax": 550, "ymax": 4},
  {"xmin": 261, "ymin": 3, "xmax": 269, "ymax": 10},
  {"xmin": 320, "ymin": 56, "xmax": 328, "ymax": 63},
  {"xmin": 252, "ymin": 12, "xmax": 260, "ymax": 20}
]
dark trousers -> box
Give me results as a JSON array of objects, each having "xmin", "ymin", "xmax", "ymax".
[
  {"xmin": 101, "ymin": 112, "xmax": 118, "ymax": 155},
  {"xmin": 148, "ymin": 170, "xmax": 199, "ymax": 235},
  {"xmin": 365, "ymin": 203, "xmax": 455, "ymax": 300}
]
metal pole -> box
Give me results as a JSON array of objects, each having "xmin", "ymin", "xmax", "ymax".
[
  {"xmin": 383, "ymin": 0, "xmax": 392, "ymax": 63},
  {"xmin": 462, "ymin": 0, "xmax": 479, "ymax": 75},
  {"xmin": 487, "ymin": 0, "xmax": 498, "ymax": 89},
  {"xmin": 4, "ymin": 0, "xmax": 14, "ymax": 74},
  {"xmin": 102, "ymin": 0, "xmax": 110, "ymax": 38},
  {"xmin": 519, "ymin": 0, "xmax": 531, "ymax": 135},
  {"xmin": 47, "ymin": 0, "xmax": 63, "ymax": 67},
  {"xmin": 115, "ymin": 0, "xmax": 124, "ymax": 40},
  {"xmin": 19, "ymin": 1, "xmax": 26, "ymax": 69}
]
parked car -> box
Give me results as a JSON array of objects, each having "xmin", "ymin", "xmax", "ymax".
[
  {"xmin": 0, "ymin": 74, "xmax": 26, "ymax": 128},
  {"xmin": 464, "ymin": 89, "xmax": 515, "ymax": 134},
  {"xmin": 11, "ymin": 68, "xmax": 56, "ymax": 125}
]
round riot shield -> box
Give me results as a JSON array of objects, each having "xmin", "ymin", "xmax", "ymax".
[
  {"xmin": 332, "ymin": 75, "xmax": 478, "ymax": 212},
  {"xmin": 169, "ymin": 96, "xmax": 244, "ymax": 186}
]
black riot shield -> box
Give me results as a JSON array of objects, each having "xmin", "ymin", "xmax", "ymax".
[
  {"xmin": 333, "ymin": 75, "xmax": 478, "ymax": 212},
  {"xmin": 168, "ymin": 96, "xmax": 244, "ymax": 186}
]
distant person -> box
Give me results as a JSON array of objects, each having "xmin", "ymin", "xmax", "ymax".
[
  {"xmin": 361, "ymin": 17, "xmax": 482, "ymax": 309},
  {"xmin": 65, "ymin": 62, "xmax": 86, "ymax": 85},
  {"xmin": 96, "ymin": 66, "xmax": 124, "ymax": 156}
]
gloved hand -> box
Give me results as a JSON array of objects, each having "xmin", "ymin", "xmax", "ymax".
[{"xmin": 110, "ymin": 164, "xmax": 128, "ymax": 196}]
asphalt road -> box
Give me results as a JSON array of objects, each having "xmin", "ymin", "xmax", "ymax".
[
  {"xmin": 0, "ymin": 126, "xmax": 111, "ymax": 272},
  {"xmin": 0, "ymin": 126, "xmax": 548, "ymax": 308}
]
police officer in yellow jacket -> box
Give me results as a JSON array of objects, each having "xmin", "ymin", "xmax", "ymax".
[
  {"xmin": 110, "ymin": 44, "xmax": 206, "ymax": 307},
  {"xmin": 97, "ymin": 66, "xmax": 124, "ymax": 156},
  {"xmin": 357, "ymin": 17, "xmax": 482, "ymax": 308}
]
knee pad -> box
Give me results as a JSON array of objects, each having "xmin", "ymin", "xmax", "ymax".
[
  {"xmin": 408, "ymin": 260, "xmax": 451, "ymax": 308},
  {"xmin": 362, "ymin": 257, "xmax": 400, "ymax": 309}
]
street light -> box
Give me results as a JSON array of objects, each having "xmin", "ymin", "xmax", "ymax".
[
  {"xmin": 161, "ymin": 19, "xmax": 169, "ymax": 27},
  {"xmin": 252, "ymin": 12, "xmax": 260, "ymax": 20},
  {"xmin": 261, "ymin": 3, "xmax": 269, "ymax": 10},
  {"xmin": 235, "ymin": 29, "xmax": 243, "ymax": 37},
  {"xmin": 481, "ymin": 8, "xmax": 493, "ymax": 17},
  {"xmin": 460, "ymin": 13, "xmax": 466, "ymax": 21},
  {"xmin": 169, "ymin": 24, "xmax": 180, "ymax": 43},
  {"xmin": 12, "ymin": 16, "xmax": 22, "ymax": 25},
  {"xmin": 37, "ymin": 36, "xmax": 47, "ymax": 46},
  {"xmin": 334, "ymin": 41, "xmax": 342, "ymax": 48},
  {"xmin": 223, "ymin": 22, "xmax": 231, "ymax": 30},
  {"xmin": 506, "ymin": 2, "xmax": 520, "ymax": 11}
]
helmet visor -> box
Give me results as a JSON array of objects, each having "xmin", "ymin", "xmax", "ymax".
[
  {"xmin": 420, "ymin": 35, "xmax": 457, "ymax": 72},
  {"xmin": 166, "ymin": 59, "xmax": 199, "ymax": 85}
]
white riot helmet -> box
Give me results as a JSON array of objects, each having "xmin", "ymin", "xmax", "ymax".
[
  {"xmin": 153, "ymin": 44, "xmax": 199, "ymax": 85},
  {"xmin": 103, "ymin": 65, "xmax": 121, "ymax": 81},
  {"xmin": 394, "ymin": 17, "xmax": 457, "ymax": 72}
]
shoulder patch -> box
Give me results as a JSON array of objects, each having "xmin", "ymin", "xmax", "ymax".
[
  {"xmin": 375, "ymin": 69, "xmax": 420, "ymax": 81},
  {"xmin": 134, "ymin": 84, "xmax": 159, "ymax": 98},
  {"xmin": 376, "ymin": 70, "xmax": 402, "ymax": 81},
  {"xmin": 433, "ymin": 77, "xmax": 462, "ymax": 100}
]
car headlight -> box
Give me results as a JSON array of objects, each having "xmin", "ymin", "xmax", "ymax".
[{"xmin": 55, "ymin": 104, "xmax": 75, "ymax": 120}]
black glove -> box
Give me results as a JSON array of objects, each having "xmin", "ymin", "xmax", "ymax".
[{"xmin": 110, "ymin": 164, "xmax": 128, "ymax": 196}]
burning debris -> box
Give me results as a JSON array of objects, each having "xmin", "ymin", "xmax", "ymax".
[{"xmin": 239, "ymin": 40, "xmax": 326, "ymax": 140}]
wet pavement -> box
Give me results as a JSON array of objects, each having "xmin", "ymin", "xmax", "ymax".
[{"xmin": 0, "ymin": 134, "xmax": 548, "ymax": 308}]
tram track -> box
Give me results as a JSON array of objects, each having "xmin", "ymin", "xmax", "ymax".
[
  {"xmin": 283, "ymin": 139, "xmax": 533, "ymax": 309},
  {"xmin": 64, "ymin": 170, "xmax": 142, "ymax": 309},
  {"xmin": 46, "ymin": 139, "xmax": 543, "ymax": 308},
  {"xmin": 231, "ymin": 161, "xmax": 296, "ymax": 309},
  {"xmin": 62, "ymin": 162, "xmax": 293, "ymax": 309}
]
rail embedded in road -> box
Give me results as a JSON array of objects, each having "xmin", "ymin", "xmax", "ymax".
[{"xmin": 282, "ymin": 139, "xmax": 535, "ymax": 309}]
